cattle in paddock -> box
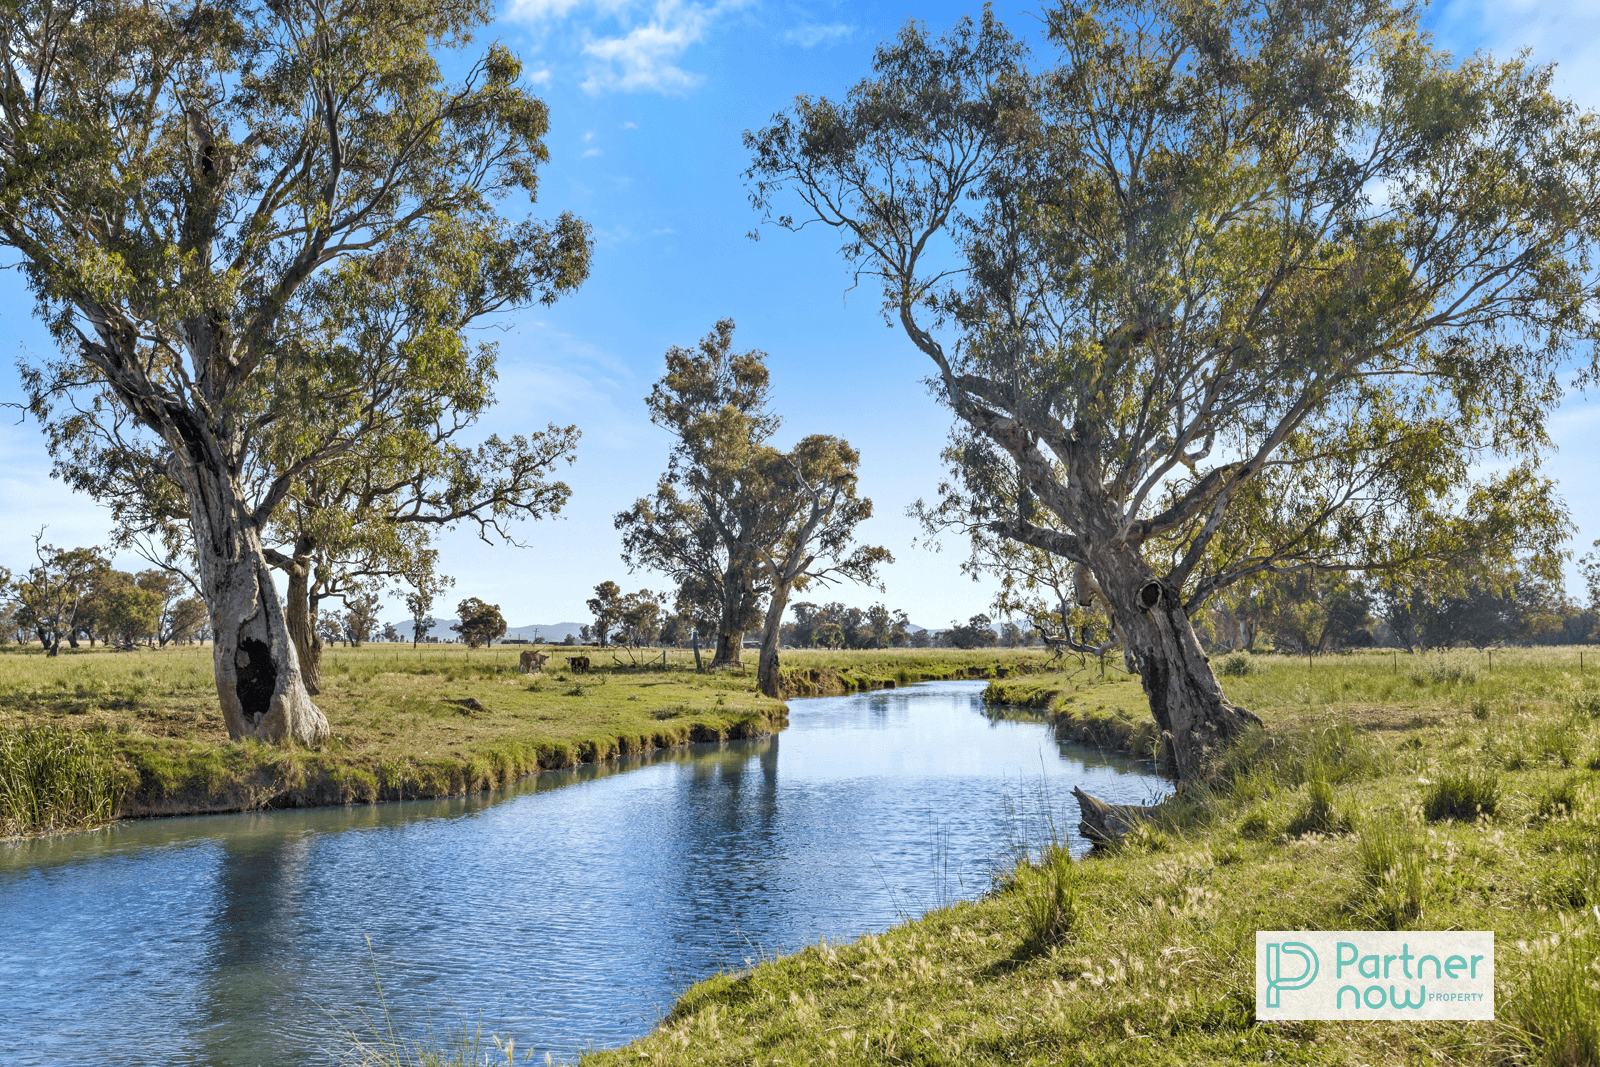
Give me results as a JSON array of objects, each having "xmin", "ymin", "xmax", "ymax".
[{"xmin": 519, "ymin": 649, "xmax": 551, "ymax": 673}]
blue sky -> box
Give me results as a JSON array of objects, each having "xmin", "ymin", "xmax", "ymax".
[{"xmin": 3, "ymin": 0, "xmax": 1600, "ymax": 630}]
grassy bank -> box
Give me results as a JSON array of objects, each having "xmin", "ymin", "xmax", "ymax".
[
  {"xmin": 0, "ymin": 644, "xmax": 1042, "ymax": 834},
  {"xmin": 0, "ymin": 643, "xmax": 788, "ymax": 832},
  {"xmin": 777, "ymin": 647, "xmax": 1053, "ymax": 695},
  {"xmin": 577, "ymin": 646, "xmax": 1600, "ymax": 1067}
]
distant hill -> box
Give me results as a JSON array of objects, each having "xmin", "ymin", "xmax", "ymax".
[
  {"xmin": 382, "ymin": 619, "xmax": 586, "ymax": 643},
  {"xmin": 502, "ymin": 622, "xmax": 586, "ymax": 643}
]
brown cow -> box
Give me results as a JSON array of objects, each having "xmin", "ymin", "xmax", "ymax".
[{"xmin": 518, "ymin": 649, "xmax": 551, "ymax": 674}]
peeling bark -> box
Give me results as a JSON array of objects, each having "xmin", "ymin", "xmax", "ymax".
[{"xmin": 280, "ymin": 549, "xmax": 325, "ymax": 695}]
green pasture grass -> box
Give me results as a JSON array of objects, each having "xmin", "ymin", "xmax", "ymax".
[
  {"xmin": 0, "ymin": 643, "xmax": 1045, "ymax": 830},
  {"xmin": 0, "ymin": 642, "xmax": 790, "ymax": 826},
  {"xmin": 569, "ymin": 646, "xmax": 1600, "ymax": 1067}
]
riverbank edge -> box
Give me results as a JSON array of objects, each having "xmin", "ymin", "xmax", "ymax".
[
  {"xmin": 579, "ymin": 679, "xmax": 1600, "ymax": 1067},
  {"xmin": 982, "ymin": 675, "xmax": 1160, "ymax": 759},
  {"xmin": 5, "ymin": 662, "xmax": 1029, "ymax": 838},
  {"xmin": 778, "ymin": 659, "xmax": 1036, "ymax": 698},
  {"xmin": 135, "ymin": 706, "xmax": 790, "ymax": 818},
  {"xmin": 0, "ymin": 704, "xmax": 789, "ymax": 842}
]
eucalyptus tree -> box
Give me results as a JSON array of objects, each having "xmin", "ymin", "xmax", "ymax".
[
  {"xmin": 747, "ymin": 435, "xmax": 890, "ymax": 697},
  {"xmin": 616, "ymin": 320, "xmax": 776, "ymax": 668},
  {"xmin": 405, "ymin": 588, "xmax": 438, "ymax": 648},
  {"xmin": 13, "ymin": 534, "xmax": 107, "ymax": 655},
  {"xmin": 746, "ymin": 2, "xmax": 1596, "ymax": 782},
  {"xmin": 263, "ymin": 417, "xmax": 578, "ymax": 693},
  {"xmin": 4, "ymin": 0, "xmax": 590, "ymax": 743}
]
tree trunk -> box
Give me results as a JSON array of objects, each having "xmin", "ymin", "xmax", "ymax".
[
  {"xmin": 711, "ymin": 630, "xmax": 743, "ymax": 669},
  {"xmin": 756, "ymin": 583, "xmax": 793, "ymax": 698},
  {"xmin": 186, "ymin": 475, "xmax": 328, "ymax": 746},
  {"xmin": 282, "ymin": 555, "xmax": 323, "ymax": 695},
  {"xmin": 1087, "ymin": 541, "xmax": 1261, "ymax": 783}
]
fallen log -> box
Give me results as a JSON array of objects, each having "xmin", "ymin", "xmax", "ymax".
[{"xmin": 1072, "ymin": 786, "xmax": 1167, "ymax": 845}]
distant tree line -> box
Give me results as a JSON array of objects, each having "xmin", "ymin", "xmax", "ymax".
[
  {"xmin": 1201, "ymin": 556, "xmax": 1597, "ymax": 653},
  {"xmin": 0, "ymin": 532, "xmax": 207, "ymax": 652}
]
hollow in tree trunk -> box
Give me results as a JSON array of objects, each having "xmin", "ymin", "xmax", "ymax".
[{"xmin": 188, "ymin": 483, "xmax": 328, "ymax": 746}]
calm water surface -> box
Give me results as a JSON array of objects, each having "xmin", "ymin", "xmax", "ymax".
[{"xmin": 0, "ymin": 680, "xmax": 1165, "ymax": 1066}]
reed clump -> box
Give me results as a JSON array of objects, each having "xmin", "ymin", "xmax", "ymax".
[{"xmin": 0, "ymin": 722, "xmax": 122, "ymax": 835}]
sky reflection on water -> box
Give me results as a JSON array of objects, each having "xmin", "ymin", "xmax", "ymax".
[{"xmin": 0, "ymin": 680, "xmax": 1165, "ymax": 1066}]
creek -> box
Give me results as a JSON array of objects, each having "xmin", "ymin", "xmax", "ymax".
[{"xmin": 0, "ymin": 680, "xmax": 1165, "ymax": 1066}]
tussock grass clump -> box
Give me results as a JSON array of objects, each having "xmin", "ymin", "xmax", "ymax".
[
  {"xmin": 1354, "ymin": 817, "xmax": 1426, "ymax": 928},
  {"xmin": 1005, "ymin": 845, "xmax": 1079, "ymax": 957},
  {"xmin": 1215, "ymin": 651, "xmax": 1256, "ymax": 677},
  {"xmin": 1423, "ymin": 769, "xmax": 1499, "ymax": 822},
  {"xmin": 1533, "ymin": 777, "xmax": 1585, "ymax": 822},
  {"xmin": 1408, "ymin": 656, "xmax": 1480, "ymax": 687},
  {"xmin": 1284, "ymin": 773, "xmax": 1352, "ymax": 836},
  {"xmin": 1512, "ymin": 930, "xmax": 1600, "ymax": 1067},
  {"xmin": 0, "ymin": 722, "xmax": 121, "ymax": 835},
  {"xmin": 1544, "ymin": 854, "xmax": 1600, "ymax": 910},
  {"xmin": 1237, "ymin": 809, "xmax": 1272, "ymax": 839}
]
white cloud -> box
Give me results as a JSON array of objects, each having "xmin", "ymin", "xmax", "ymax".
[
  {"xmin": 507, "ymin": 0, "xmax": 744, "ymax": 95},
  {"xmin": 581, "ymin": 1, "xmax": 715, "ymax": 95},
  {"xmin": 508, "ymin": 0, "xmax": 625, "ymax": 22},
  {"xmin": 783, "ymin": 22, "xmax": 853, "ymax": 49},
  {"xmin": 582, "ymin": 147, "xmax": 603, "ymax": 157},
  {"xmin": 1432, "ymin": 0, "xmax": 1600, "ymax": 105},
  {"xmin": 525, "ymin": 67, "xmax": 553, "ymax": 85}
]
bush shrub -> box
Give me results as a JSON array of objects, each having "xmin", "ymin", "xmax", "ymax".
[{"xmin": 1216, "ymin": 651, "xmax": 1256, "ymax": 677}]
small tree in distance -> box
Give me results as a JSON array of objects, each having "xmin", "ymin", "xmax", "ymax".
[
  {"xmin": 406, "ymin": 591, "xmax": 437, "ymax": 649},
  {"xmin": 342, "ymin": 591, "xmax": 383, "ymax": 648},
  {"xmin": 453, "ymin": 599, "xmax": 507, "ymax": 649},
  {"xmin": 586, "ymin": 582, "xmax": 624, "ymax": 648}
]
